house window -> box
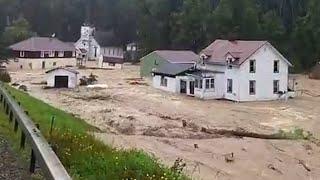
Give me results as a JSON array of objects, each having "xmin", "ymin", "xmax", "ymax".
[
  {"xmin": 205, "ymin": 79, "xmax": 210, "ymax": 89},
  {"xmin": 249, "ymin": 80, "xmax": 256, "ymax": 95},
  {"xmin": 249, "ymin": 60, "xmax": 256, "ymax": 73},
  {"xmin": 94, "ymin": 47, "xmax": 97, "ymax": 57},
  {"xmin": 49, "ymin": 51, "xmax": 55, "ymax": 57},
  {"xmin": 227, "ymin": 58, "xmax": 233, "ymax": 69},
  {"xmin": 199, "ymin": 79, "xmax": 203, "ymax": 89},
  {"xmin": 210, "ymin": 79, "xmax": 215, "ymax": 89},
  {"xmin": 20, "ymin": 51, "xmax": 25, "ymax": 57},
  {"xmin": 274, "ymin": 60, "xmax": 279, "ymax": 73},
  {"xmin": 205, "ymin": 79, "xmax": 215, "ymax": 89},
  {"xmin": 195, "ymin": 79, "xmax": 199, "ymax": 88},
  {"xmin": 160, "ymin": 76, "xmax": 167, "ymax": 87},
  {"xmin": 109, "ymin": 62, "xmax": 115, "ymax": 66},
  {"xmin": 227, "ymin": 79, "xmax": 233, "ymax": 93},
  {"xmin": 58, "ymin": 51, "xmax": 64, "ymax": 57},
  {"xmin": 154, "ymin": 60, "xmax": 158, "ymax": 65},
  {"xmin": 273, "ymin": 80, "xmax": 279, "ymax": 94}
]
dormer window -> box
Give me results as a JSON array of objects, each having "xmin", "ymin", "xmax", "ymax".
[
  {"xmin": 227, "ymin": 58, "xmax": 233, "ymax": 69},
  {"xmin": 249, "ymin": 60, "xmax": 256, "ymax": 73}
]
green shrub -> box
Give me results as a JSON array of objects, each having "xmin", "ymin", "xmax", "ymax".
[
  {"xmin": 277, "ymin": 127, "xmax": 313, "ymax": 140},
  {"xmin": 0, "ymin": 70, "xmax": 11, "ymax": 83}
]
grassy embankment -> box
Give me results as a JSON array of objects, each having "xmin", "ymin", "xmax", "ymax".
[{"xmin": 3, "ymin": 85, "xmax": 187, "ymax": 180}]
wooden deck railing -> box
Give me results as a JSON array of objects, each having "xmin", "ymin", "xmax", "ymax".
[{"xmin": 0, "ymin": 83, "xmax": 71, "ymax": 180}]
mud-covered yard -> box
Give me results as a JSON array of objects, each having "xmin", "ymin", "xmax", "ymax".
[{"xmin": 9, "ymin": 65, "xmax": 320, "ymax": 180}]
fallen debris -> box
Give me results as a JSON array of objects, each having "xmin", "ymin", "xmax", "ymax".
[
  {"xmin": 201, "ymin": 127, "xmax": 307, "ymax": 140},
  {"xmin": 80, "ymin": 73, "xmax": 98, "ymax": 86},
  {"xmin": 297, "ymin": 159, "xmax": 311, "ymax": 172},
  {"xmin": 11, "ymin": 82, "xmax": 20, "ymax": 86},
  {"xmin": 182, "ymin": 120, "xmax": 187, "ymax": 127},
  {"xmin": 224, "ymin": 153, "xmax": 235, "ymax": 163},
  {"xmin": 18, "ymin": 85, "xmax": 27, "ymax": 92},
  {"xmin": 267, "ymin": 164, "xmax": 283, "ymax": 174},
  {"xmin": 194, "ymin": 144, "xmax": 199, "ymax": 149},
  {"xmin": 125, "ymin": 78, "xmax": 144, "ymax": 81},
  {"xmin": 87, "ymin": 84, "xmax": 108, "ymax": 89},
  {"xmin": 148, "ymin": 112, "xmax": 183, "ymax": 121},
  {"xmin": 127, "ymin": 81, "xmax": 148, "ymax": 86},
  {"xmin": 270, "ymin": 143, "xmax": 286, "ymax": 152},
  {"xmin": 71, "ymin": 94, "xmax": 111, "ymax": 101},
  {"xmin": 171, "ymin": 158, "xmax": 186, "ymax": 174},
  {"xmin": 116, "ymin": 124, "xmax": 136, "ymax": 135}
]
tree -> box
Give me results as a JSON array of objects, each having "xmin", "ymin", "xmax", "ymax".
[
  {"xmin": 170, "ymin": 0, "xmax": 212, "ymax": 51},
  {"xmin": 292, "ymin": 0, "xmax": 320, "ymax": 71},
  {"xmin": 1, "ymin": 18, "xmax": 32, "ymax": 45},
  {"xmin": 212, "ymin": 0, "xmax": 260, "ymax": 40},
  {"xmin": 137, "ymin": 0, "xmax": 175, "ymax": 53}
]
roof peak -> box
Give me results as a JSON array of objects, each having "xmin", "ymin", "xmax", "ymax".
[{"xmin": 215, "ymin": 39, "xmax": 268, "ymax": 43}]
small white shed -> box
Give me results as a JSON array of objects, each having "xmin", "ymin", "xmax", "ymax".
[{"xmin": 46, "ymin": 67, "xmax": 79, "ymax": 88}]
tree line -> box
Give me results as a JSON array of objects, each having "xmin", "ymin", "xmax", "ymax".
[{"xmin": 0, "ymin": 0, "xmax": 319, "ymax": 72}]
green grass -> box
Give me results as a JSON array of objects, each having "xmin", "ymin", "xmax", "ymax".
[{"xmin": 3, "ymin": 85, "xmax": 188, "ymax": 180}]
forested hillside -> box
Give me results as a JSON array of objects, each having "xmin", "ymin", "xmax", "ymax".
[{"xmin": 0, "ymin": 0, "xmax": 319, "ymax": 72}]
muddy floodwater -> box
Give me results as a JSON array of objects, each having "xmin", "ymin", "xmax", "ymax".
[{"xmin": 10, "ymin": 65, "xmax": 320, "ymax": 180}]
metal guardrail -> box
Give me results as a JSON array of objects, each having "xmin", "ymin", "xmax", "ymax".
[{"xmin": 0, "ymin": 83, "xmax": 71, "ymax": 180}]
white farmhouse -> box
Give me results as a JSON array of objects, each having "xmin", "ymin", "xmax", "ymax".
[
  {"xmin": 152, "ymin": 40, "xmax": 293, "ymax": 102},
  {"xmin": 46, "ymin": 67, "xmax": 79, "ymax": 88}
]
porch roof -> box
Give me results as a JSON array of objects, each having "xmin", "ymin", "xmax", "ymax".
[
  {"xmin": 187, "ymin": 69, "xmax": 224, "ymax": 78},
  {"xmin": 153, "ymin": 63, "xmax": 195, "ymax": 76}
]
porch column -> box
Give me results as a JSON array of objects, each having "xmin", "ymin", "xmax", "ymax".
[{"xmin": 201, "ymin": 78, "xmax": 206, "ymax": 98}]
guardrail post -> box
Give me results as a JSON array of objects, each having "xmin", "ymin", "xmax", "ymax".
[
  {"xmin": 30, "ymin": 149, "xmax": 36, "ymax": 173},
  {"xmin": 20, "ymin": 131, "xmax": 26, "ymax": 149},
  {"xmin": 30, "ymin": 123, "xmax": 40, "ymax": 173},
  {"xmin": 5, "ymin": 103, "xmax": 9, "ymax": 115},
  {"xmin": 14, "ymin": 119, "xmax": 18, "ymax": 132},
  {"xmin": 9, "ymin": 111, "xmax": 13, "ymax": 123}
]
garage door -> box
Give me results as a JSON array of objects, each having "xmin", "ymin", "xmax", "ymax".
[{"xmin": 54, "ymin": 76, "xmax": 69, "ymax": 88}]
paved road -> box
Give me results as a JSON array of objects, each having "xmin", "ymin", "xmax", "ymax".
[{"xmin": 0, "ymin": 136, "xmax": 29, "ymax": 180}]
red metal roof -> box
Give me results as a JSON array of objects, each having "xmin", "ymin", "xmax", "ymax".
[
  {"xmin": 9, "ymin": 37, "xmax": 76, "ymax": 52},
  {"xmin": 202, "ymin": 40, "xmax": 268, "ymax": 65}
]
